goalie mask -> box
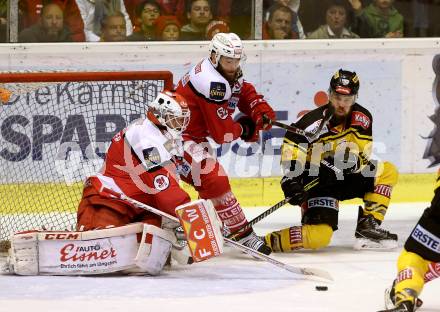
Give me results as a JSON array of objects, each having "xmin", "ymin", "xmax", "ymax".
[
  {"xmin": 148, "ymin": 90, "xmax": 190, "ymax": 139},
  {"xmin": 208, "ymin": 32, "xmax": 245, "ymax": 68}
]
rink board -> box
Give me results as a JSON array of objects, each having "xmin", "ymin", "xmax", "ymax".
[{"xmin": 0, "ymin": 173, "xmax": 437, "ymax": 215}]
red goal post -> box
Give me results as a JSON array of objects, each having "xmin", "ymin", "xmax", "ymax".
[{"xmin": 0, "ymin": 70, "xmax": 173, "ymax": 252}]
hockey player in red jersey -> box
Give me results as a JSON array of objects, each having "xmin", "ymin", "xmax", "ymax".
[
  {"xmin": 77, "ymin": 90, "xmax": 192, "ymax": 230},
  {"xmin": 7, "ymin": 90, "xmax": 227, "ymax": 276},
  {"xmin": 176, "ymin": 32, "xmax": 276, "ymax": 254}
]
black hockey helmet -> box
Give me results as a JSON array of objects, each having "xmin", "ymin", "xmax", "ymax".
[{"xmin": 329, "ymin": 69, "xmax": 359, "ymax": 96}]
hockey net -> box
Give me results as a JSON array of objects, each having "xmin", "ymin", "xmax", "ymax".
[{"xmin": 0, "ymin": 71, "xmax": 173, "ymax": 252}]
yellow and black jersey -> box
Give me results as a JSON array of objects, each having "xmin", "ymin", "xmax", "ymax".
[{"xmin": 281, "ymin": 103, "xmax": 373, "ymax": 170}]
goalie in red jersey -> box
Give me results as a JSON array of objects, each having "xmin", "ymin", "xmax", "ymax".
[
  {"xmin": 8, "ymin": 90, "xmax": 225, "ymax": 276},
  {"xmin": 176, "ymin": 32, "xmax": 275, "ymax": 254}
]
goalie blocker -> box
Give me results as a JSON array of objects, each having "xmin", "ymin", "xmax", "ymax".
[{"xmin": 175, "ymin": 199, "xmax": 224, "ymax": 262}]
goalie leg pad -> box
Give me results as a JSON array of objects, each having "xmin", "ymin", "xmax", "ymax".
[
  {"xmin": 9, "ymin": 224, "xmax": 145, "ymax": 276},
  {"xmin": 133, "ymin": 224, "xmax": 174, "ymax": 275},
  {"xmin": 175, "ymin": 199, "xmax": 224, "ymax": 262}
]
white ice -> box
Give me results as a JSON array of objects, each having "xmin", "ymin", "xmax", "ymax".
[{"xmin": 1, "ymin": 203, "xmax": 439, "ymax": 312}]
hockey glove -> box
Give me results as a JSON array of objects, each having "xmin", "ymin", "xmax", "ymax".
[
  {"xmin": 280, "ymin": 174, "xmax": 307, "ymax": 206},
  {"xmin": 238, "ymin": 115, "xmax": 259, "ymax": 142},
  {"xmin": 249, "ymin": 99, "xmax": 275, "ymax": 130},
  {"xmin": 319, "ymin": 153, "xmax": 361, "ymax": 183}
]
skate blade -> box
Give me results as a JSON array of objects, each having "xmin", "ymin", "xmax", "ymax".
[
  {"xmin": 353, "ymin": 238, "xmax": 398, "ymax": 250},
  {"xmin": 384, "ymin": 287, "xmax": 394, "ymax": 309}
]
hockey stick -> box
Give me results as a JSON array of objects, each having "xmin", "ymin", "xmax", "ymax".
[
  {"xmin": 263, "ymin": 106, "xmax": 334, "ymax": 143},
  {"xmin": 227, "ymin": 176, "xmax": 320, "ymax": 240},
  {"xmin": 94, "ymin": 184, "xmax": 333, "ymax": 281},
  {"xmin": 225, "ymin": 113, "xmax": 338, "ymax": 238}
]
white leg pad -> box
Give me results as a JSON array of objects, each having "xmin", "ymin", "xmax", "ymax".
[
  {"xmin": 133, "ymin": 224, "xmax": 174, "ymax": 275},
  {"xmin": 8, "ymin": 223, "xmax": 177, "ymax": 276}
]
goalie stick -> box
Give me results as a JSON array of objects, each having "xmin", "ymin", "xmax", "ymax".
[{"xmin": 94, "ymin": 184, "xmax": 333, "ymax": 282}]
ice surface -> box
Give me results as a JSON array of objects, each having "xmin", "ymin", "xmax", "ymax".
[{"xmin": 1, "ymin": 203, "xmax": 439, "ymax": 312}]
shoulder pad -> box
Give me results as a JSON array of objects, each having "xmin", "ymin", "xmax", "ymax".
[
  {"xmin": 350, "ymin": 104, "xmax": 372, "ymax": 130},
  {"xmin": 124, "ymin": 119, "xmax": 173, "ymax": 170},
  {"xmin": 189, "ymin": 58, "xmax": 231, "ymax": 102}
]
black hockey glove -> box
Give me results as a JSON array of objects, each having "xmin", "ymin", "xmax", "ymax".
[
  {"xmin": 280, "ymin": 174, "xmax": 307, "ymax": 206},
  {"xmin": 237, "ymin": 115, "xmax": 259, "ymax": 142}
]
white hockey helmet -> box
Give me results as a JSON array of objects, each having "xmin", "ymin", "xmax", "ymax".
[
  {"xmin": 148, "ymin": 90, "xmax": 190, "ymax": 138},
  {"xmin": 208, "ymin": 32, "xmax": 244, "ymax": 68}
]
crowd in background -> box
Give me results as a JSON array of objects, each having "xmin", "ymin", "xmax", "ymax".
[{"xmin": 0, "ymin": 0, "xmax": 439, "ymax": 43}]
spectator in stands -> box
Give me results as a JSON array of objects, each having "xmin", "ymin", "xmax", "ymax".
[
  {"xmin": 100, "ymin": 11, "xmax": 127, "ymax": 42},
  {"xmin": 263, "ymin": 3, "xmax": 299, "ymax": 39},
  {"xmin": 349, "ymin": 0, "xmax": 404, "ymax": 38},
  {"xmin": 156, "ymin": 0, "xmax": 186, "ymax": 22},
  {"xmin": 76, "ymin": 0, "xmax": 132, "ymax": 42},
  {"xmin": 411, "ymin": 0, "xmax": 429, "ymax": 37},
  {"xmin": 308, "ymin": 0, "xmax": 359, "ymax": 39},
  {"xmin": 264, "ymin": 0, "xmax": 306, "ymax": 38},
  {"xmin": 19, "ymin": 3, "xmax": 73, "ymax": 42},
  {"xmin": 154, "ymin": 15, "xmax": 181, "ymax": 40},
  {"xmin": 205, "ymin": 19, "xmax": 229, "ymax": 40},
  {"xmin": 128, "ymin": 0, "xmax": 161, "ymax": 41},
  {"xmin": 180, "ymin": 0, "xmax": 213, "ymax": 40},
  {"xmin": 125, "ymin": 0, "xmax": 187, "ymax": 25},
  {"xmin": 214, "ymin": 0, "xmax": 250, "ymax": 38},
  {"xmin": 18, "ymin": 0, "xmax": 85, "ymax": 42}
]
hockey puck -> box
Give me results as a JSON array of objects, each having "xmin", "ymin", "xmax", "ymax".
[{"xmin": 315, "ymin": 286, "xmax": 328, "ymax": 291}]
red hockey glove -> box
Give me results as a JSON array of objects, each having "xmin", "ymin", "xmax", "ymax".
[
  {"xmin": 237, "ymin": 115, "xmax": 259, "ymax": 142},
  {"xmin": 249, "ymin": 99, "xmax": 275, "ymax": 131}
]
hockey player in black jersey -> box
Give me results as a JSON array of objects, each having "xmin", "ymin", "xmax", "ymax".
[
  {"xmin": 378, "ymin": 55, "xmax": 440, "ymax": 312},
  {"xmin": 264, "ymin": 69, "xmax": 399, "ymax": 252}
]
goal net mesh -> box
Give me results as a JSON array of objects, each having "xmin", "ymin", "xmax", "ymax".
[{"xmin": 0, "ymin": 71, "xmax": 173, "ymax": 252}]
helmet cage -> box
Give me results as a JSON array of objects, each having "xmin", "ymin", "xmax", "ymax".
[{"xmin": 149, "ymin": 91, "xmax": 190, "ymax": 138}]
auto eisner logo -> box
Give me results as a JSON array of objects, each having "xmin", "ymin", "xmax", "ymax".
[{"xmin": 60, "ymin": 243, "xmax": 117, "ymax": 262}]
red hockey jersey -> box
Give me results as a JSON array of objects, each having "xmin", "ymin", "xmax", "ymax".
[{"xmin": 176, "ymin": 57, "xmax": 269, "ymax": 144}]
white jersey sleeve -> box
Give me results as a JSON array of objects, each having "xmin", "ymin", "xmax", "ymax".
[{"xmin": 188, "ymin": 57, "xmax": 232, "ymax": 103}]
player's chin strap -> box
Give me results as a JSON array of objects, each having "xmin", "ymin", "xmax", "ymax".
[{"xmin": 95, "ymin": 185, "xmax": 333, "ymax": 282}]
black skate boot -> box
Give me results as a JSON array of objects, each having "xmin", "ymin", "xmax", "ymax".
[
  {"xmin": 354, "ymin": 206, "xmax": 398, "ymax": 250},
  {"xmin": 378, "ymin": 300, "xmax": 415, "ymax": 312},
  {"xmin": 236, "ymin": 229, "xmax": 272, "ymax": 255}
]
